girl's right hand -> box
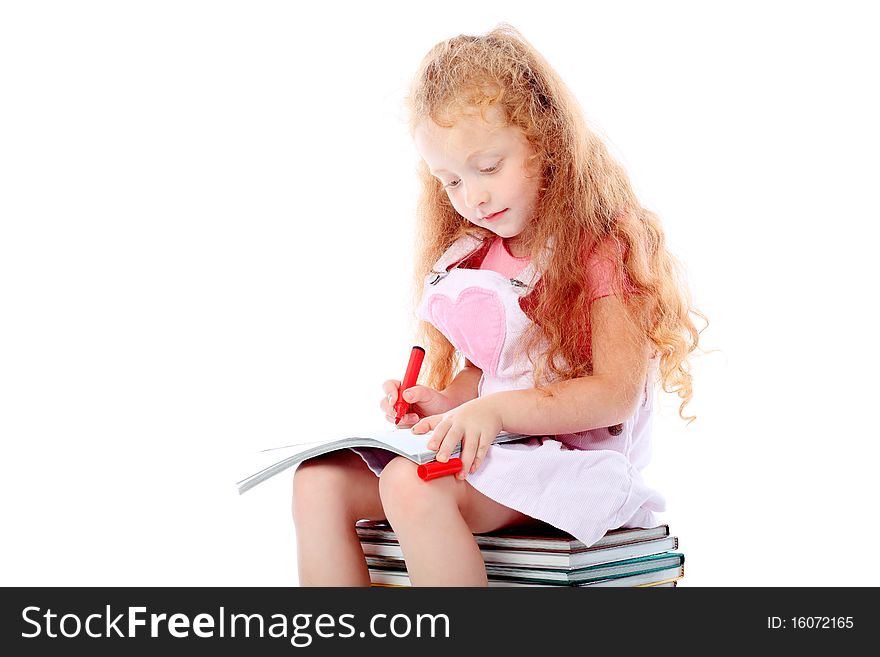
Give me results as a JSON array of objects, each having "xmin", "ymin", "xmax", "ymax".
[{"xmin": 380, "ymin": 380, "xmax": 455, "ymax": 428}]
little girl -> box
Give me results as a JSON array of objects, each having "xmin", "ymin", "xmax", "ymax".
[{"xmin": 292, "ymin": 24, "xmax": 703, "ymax": 586}]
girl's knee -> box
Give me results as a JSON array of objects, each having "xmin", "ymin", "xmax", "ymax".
[
  {"xmin": 292, "ymin": 451, "xmax": 368, "ymax": 512},
  {"xmin": 378, "ymin": 456, "xmax": 460, "ymax": 520},
  {"xmin": 293, "ymin": 455, "xmax": 345, "ymax": 496}
]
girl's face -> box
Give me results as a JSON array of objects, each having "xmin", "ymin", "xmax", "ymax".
[{"xmin": 414, "ymin": 106, "xmax": 542, "ymax": 257}]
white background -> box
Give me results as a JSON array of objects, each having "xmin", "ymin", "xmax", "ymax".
[{"xmin": 1, "ymin": 1, "xmax": 877, "ymax": 587}]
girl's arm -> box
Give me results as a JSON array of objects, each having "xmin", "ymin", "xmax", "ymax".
[
  {"xmin": 487, "ymin": 295, "xmax": 651, "ymax": 435},
  {"xmin": 440, "ymin": 359, "xmax": 483, "ymax": 408}
]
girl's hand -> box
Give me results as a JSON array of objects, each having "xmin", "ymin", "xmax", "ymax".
[
  {"xmin": 380, "ymin": 380, "xmax": 455, "ymax": 428},
  {"xmin": 411, "ymin": 397, "xmax": 503, "ymax": 480}
]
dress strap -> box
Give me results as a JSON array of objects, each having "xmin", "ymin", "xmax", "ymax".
[
  {"xmin": 427, "ymin": 234, "xmax": 489, "ymax": 284},
  {"xmin": 510, "ymin": 262, "xmax": 541, "ymax": 293}
]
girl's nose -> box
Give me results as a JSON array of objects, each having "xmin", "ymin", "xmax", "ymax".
[{"xmin": 464, "ymin": 183, "xmax": 490, "ymax": 210}]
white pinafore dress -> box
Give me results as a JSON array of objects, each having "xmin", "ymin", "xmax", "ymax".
[{"xmin": 353, "ymin": 234, "xmax": 665, "ymax": 547}]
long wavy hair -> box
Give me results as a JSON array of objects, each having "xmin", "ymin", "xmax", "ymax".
[{"xmin": 404, "ymin": 23, "xmax": 707, "ymax": 422}]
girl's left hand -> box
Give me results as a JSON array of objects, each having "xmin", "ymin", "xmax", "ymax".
[{"xmin": 411, "ymin": 397, "xmax": 503, "ymax": 480}]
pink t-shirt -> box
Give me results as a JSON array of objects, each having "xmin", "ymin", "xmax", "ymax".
[
  {"xmin": 479, "ymin": 236, "xmax": 620, "ymax": 303},
  {"xmin": 479, "ymin": 236, "xmax": 530, "ymax": 279}
]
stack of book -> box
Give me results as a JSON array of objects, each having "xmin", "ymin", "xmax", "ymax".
[{"xmin": 356, "ymin": 520, "xmax": 684, "ymax": 587}]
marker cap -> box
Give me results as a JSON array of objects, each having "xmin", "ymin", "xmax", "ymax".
[{"xmin": 417, "ymin": 458, "xmax": 463, "ymax": 481}]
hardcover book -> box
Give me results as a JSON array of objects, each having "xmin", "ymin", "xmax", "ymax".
[
  {"xmin": 356, "ymin": 519, "xmax": 671, "ymax": 552},
  {"xmin": 366, "ymin": 553, "xmax": 686, "ymax": 587},
  {"xmin": 360, "ymin": 536, "xmax": 679, "ymax": 569}
]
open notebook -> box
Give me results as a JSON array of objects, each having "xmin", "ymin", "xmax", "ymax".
[{"xmin": 236, "ymin": 428, "xmax": 533, "ymax": 494}]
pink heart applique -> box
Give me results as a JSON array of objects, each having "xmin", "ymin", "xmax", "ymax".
[{"xmin": 426, "ymin": 287, "xmax": 506, "ymax": 376}]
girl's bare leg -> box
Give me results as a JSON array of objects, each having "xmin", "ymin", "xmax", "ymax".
[
  {"xmin": 378, "ymin": 456, "xmax": 538, "ymax": 586},
  {"xmin": 292, "ymin": 449, "xmax": 386, "ymax": 586}
]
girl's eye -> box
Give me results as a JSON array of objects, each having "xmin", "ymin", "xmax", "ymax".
[{"xmin": 442, "ymin": 162, "xmax": 500, "ymax": 189}]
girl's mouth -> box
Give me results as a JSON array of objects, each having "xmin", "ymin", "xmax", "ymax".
[{"xmin": 484, "ymin": 208, "xmax": 508, "ymax": 221}]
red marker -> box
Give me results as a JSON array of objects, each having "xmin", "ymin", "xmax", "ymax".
[
  {"xmin": 417, "ymin": 458, "xmax": 463, "ymax": 481},
  {"xmin": 394, "ymin": 346, "xmax": 425, "ymax": 425}
]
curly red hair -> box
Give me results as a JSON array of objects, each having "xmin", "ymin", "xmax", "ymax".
[{"xmin": 404, "ymin": 24, "xmax": 707, "ymax": 422}]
